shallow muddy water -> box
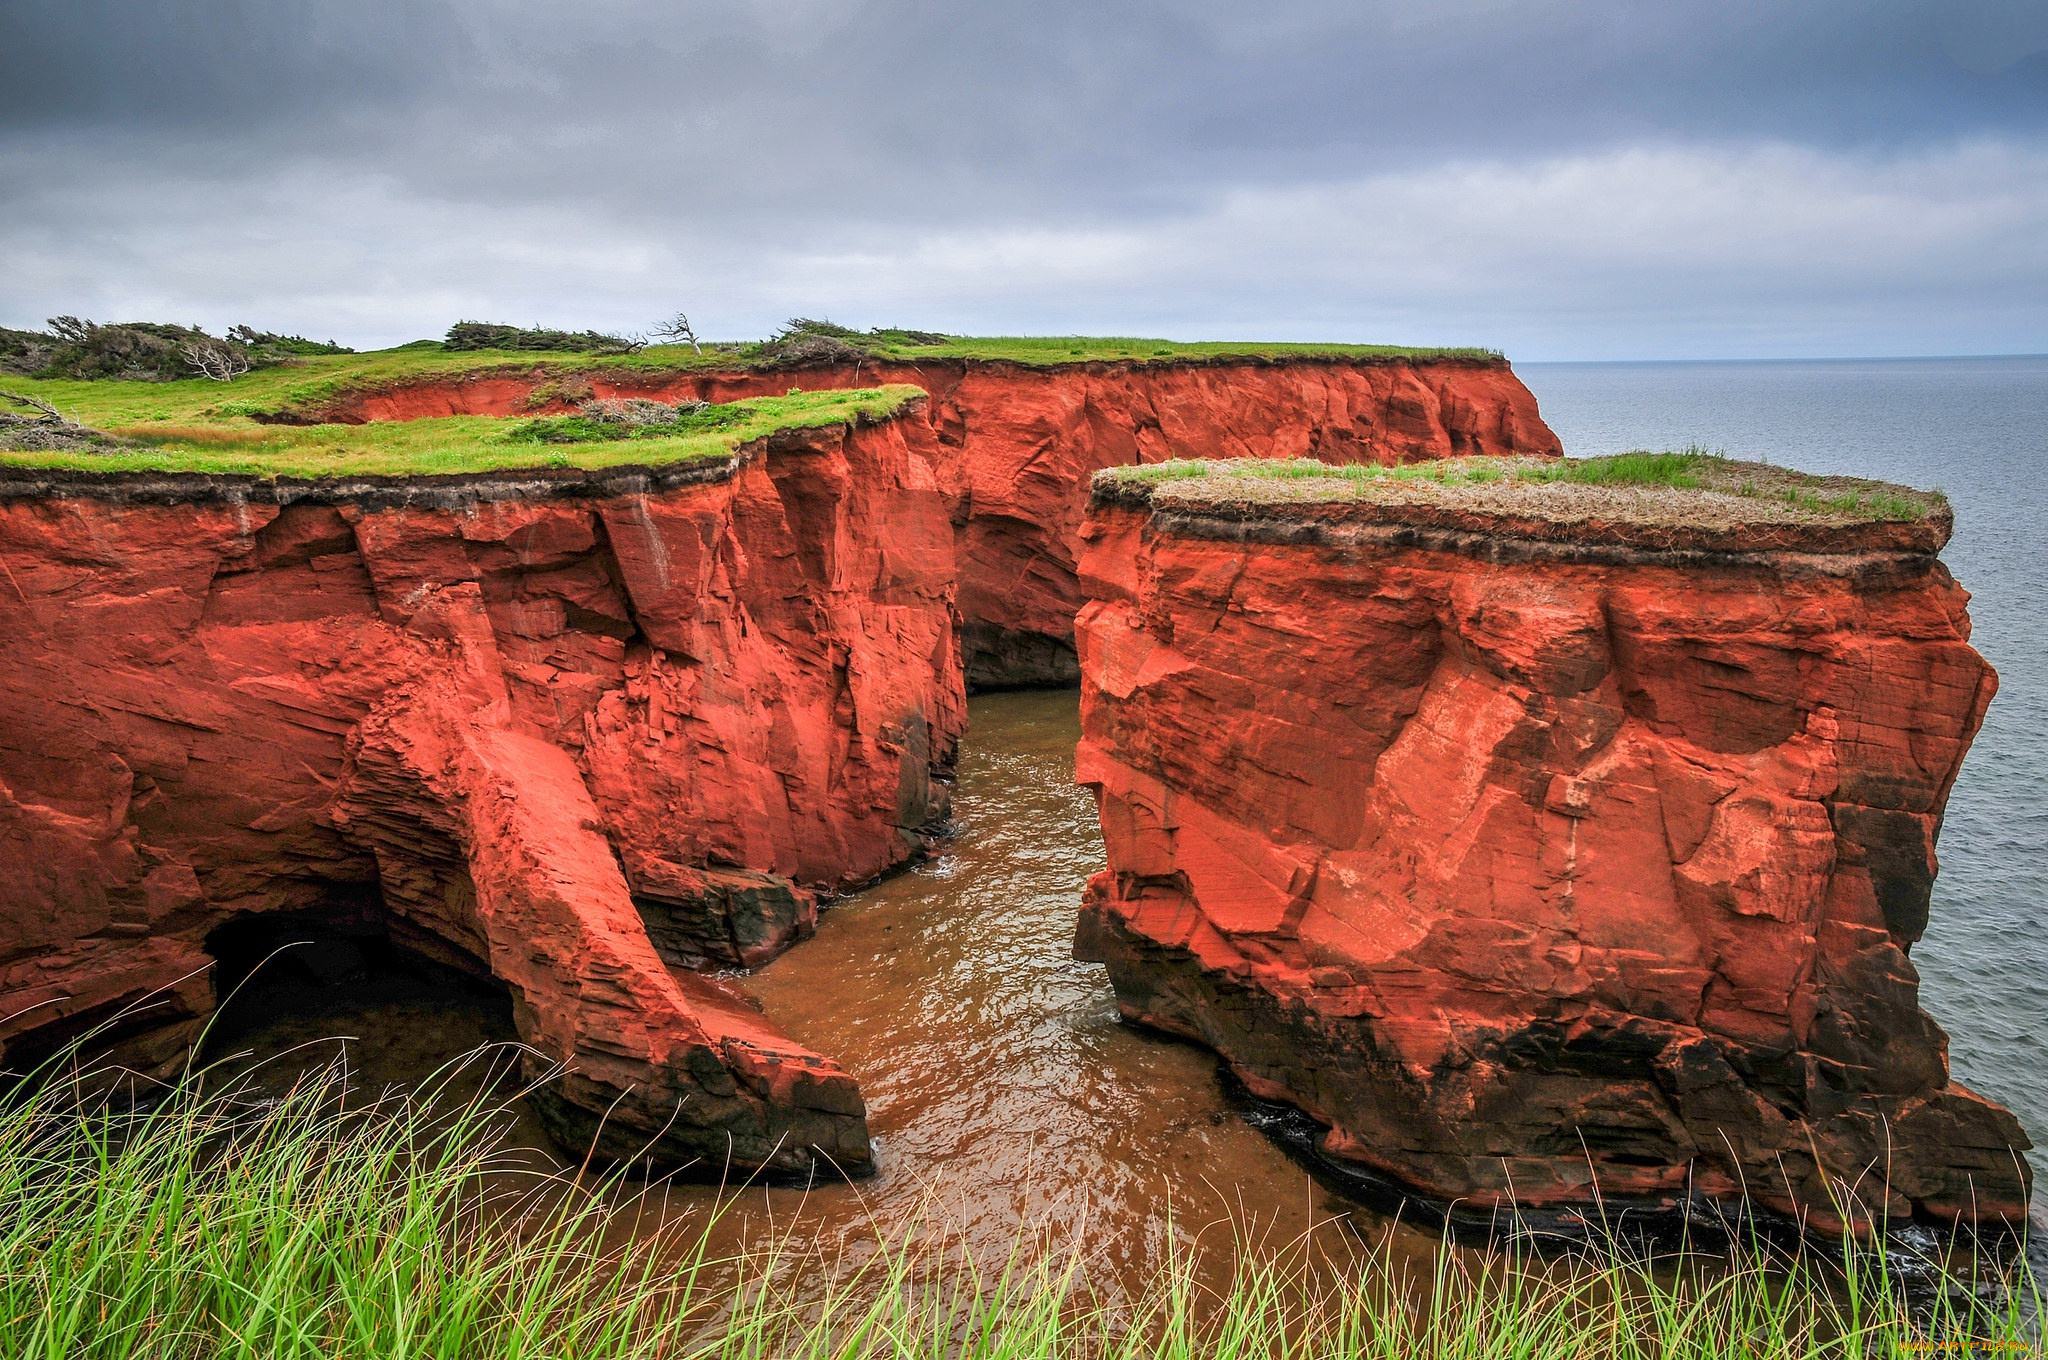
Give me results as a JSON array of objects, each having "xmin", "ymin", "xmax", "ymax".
[
  {"xmin": 727, "ymin": 689, "xmax": 1403, "ymax": 1275},
  {"xmin": 208, "ymin": 688, "xmax": 1434, "ymax": 1285},
  {"xmin": 206, "ymin": 658, "xmax": 2043, "ymax": 1291}
]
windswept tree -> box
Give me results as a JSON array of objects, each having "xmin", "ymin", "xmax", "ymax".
[
  {"xmin": 649, "ymin": 311, "xmax": 703, "ymax": 354},
  {"xmin": 180, "ymin": 339, "xmax": 251, "ymax": 382}
]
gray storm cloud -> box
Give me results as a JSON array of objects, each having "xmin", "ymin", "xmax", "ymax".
[{"xmin": 2, "ymin": 0, "xmax": 2044, "ymax": 357}]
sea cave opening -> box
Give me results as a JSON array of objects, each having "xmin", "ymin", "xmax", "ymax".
[{"xmin": 197, "ymin": 884, "xmax": 523, "ymax": 1103}]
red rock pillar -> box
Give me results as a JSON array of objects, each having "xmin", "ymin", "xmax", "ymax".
[{"xmin": 1073, "ymin": 486, "xmax": 2031, "ymax": 1233}]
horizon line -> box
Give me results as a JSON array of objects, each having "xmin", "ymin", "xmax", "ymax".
[{"xmin": 1518, "ymin": 351, "xmax": 2048, "ymax": 365}]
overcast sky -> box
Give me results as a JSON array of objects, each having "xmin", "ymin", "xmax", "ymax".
[{"xmin": 3, "ymin": 0, "xmax": 2046, "ymax": 360}]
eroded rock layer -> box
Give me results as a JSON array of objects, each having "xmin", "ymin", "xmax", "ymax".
[
  {"xmin": 310, "ymin": 356, "xmax": 1560, "ymax": 686},
  {"xmin": 1073, "ymin": 489, "xmax": 2031, "ymax": 1231},
  {"xmin": 0, "ymin": 411, "xmax": 965, "ymax": 1176}
]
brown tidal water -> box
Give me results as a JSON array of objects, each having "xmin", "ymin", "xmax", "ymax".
[
  {"xmin": 207, "ymin": 688, "xmax": 1429, "ymax": 1288},
  {"xmin": 722, "ymin": 688, "xmax": 1403, "ymax": 1277},
  {"xmin": 198, "ymin": 685, "xmax": 2044, "ymax": 1309}
]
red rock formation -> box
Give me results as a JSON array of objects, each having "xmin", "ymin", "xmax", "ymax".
[
  {"xmin": 1073, "ymin": 481, "xmax": 2032, "ymax": 1232},
  {"xmin": 0, "ymin": 409, "xmax": 963, "ymax": 1176},
  {"xmin": 303, "ymin": 357, "xmax": 1560, "ymax": 686}
]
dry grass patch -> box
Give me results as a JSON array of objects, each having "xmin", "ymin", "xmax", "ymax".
[{"xmin": 1102, "ymin": 448, "xmax": 1945, "ymax": 531}]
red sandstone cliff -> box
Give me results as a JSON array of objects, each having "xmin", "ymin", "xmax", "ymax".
[
  {"xmin": 0, "ymin": 409, "xmax": 963, "ymax": 1176},
  {"xmin": 1072, "ymin": 477, "xmax": 2031, "ymax": 1232},
  {"xmin": 295, "ymin": 356, "xmax": 1560, "ymax": 687}
]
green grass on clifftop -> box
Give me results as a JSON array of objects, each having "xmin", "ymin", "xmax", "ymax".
[
  {"xmin": 0, "ymin": 330, "xmax": 1505, "ymax": 479},
  {"xmin": 0, "ymin": 387, "xmax": 921, "ymax": 479},
  {"xmin": 846, "ymin": 335, "xmax": 1501, "ymax": 365},
  {"xmin": 1102, "ymin": 449, "xmax": 1945, "ymax": 527},
  {"xmin": 0, "ymin": 334, "xmax": 1497, "ymax": 432}
]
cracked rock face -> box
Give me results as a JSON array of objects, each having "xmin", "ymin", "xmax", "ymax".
[
  {"xmin": 0, "ymin": 412, "xmax": 964, "ymax": 1177},
  {"xmin": 1072, "ymin": 494, "xmax": 2032, "ymax": 1232},
  {"xmin": 324, "ymin": 357, "xmax": 1561, "ymax": 688}
]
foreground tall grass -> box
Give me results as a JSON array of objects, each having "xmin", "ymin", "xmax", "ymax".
[{"xmin": 1, "ymin": 1049, "xmax": 2036, "ymax": 1358}]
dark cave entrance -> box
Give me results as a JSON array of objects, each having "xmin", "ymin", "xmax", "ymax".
[{"xmin": 198, "ymin": 887, "xmax": 523, "ymax": 1102}]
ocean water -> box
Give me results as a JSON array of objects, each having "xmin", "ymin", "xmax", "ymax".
[{"xmin": 1521, "ymin": 357, "xmax": 2048, "ymax": 1207}]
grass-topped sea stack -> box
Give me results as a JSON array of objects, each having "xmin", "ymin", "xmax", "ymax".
[{"xmin": 1074, "ymin": 453, "xmax": 2032, "ymax": 1233}]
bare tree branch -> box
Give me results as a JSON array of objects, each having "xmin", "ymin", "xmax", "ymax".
[
  {"xmin": 649, "ymin": 312, "xmax": 703, "ymax": 354},
  {"xmin": 0, "ymin": 389, "xmax": 118, "ymax": 451},
  {"xmin": 180, "ymin": 341, "xmax": 251, "ymax": 382},
  {"xmin": 0, "ymin": 389, "xmax": 65, "ymax": 421}
]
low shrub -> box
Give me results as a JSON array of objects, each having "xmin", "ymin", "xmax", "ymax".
[
  {"xmin": 0, "ymin": 326, "xmax": 54, "ymax": 376},
  {"xmin": 443, "ymin": 321, "xmax": 639, "ymax": 355},
  {"xmin": 226, "ymin": 326, "xmax": 353, "ymax": 358},
  {"xmin": 506, "ymin": 398, "xmax": 747, "ymax": 444},
  {"xmin": 750, "ymin": 318, "xmax": 955, "ymax": 363}
]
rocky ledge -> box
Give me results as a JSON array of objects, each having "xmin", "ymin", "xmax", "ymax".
[
  {"xmin": 1073, "ymin": 457, "xmax": 2031, "ymax": 1234},
  {"xmin": 0, "ymin": 410, "xmax": 965, "ymax": 1178}
]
